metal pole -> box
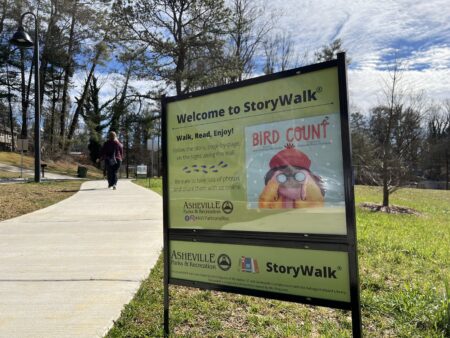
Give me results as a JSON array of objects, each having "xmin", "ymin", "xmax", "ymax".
[
  {"xmin": 17, "ymin": 12, "xmax": 42, "ymax": 182},
  {"xmin": 34, "ymin": 18, "xmax": 41, "ymax": 183},
  {"xmin": 337, "ymin": 52, "xmax": 362, "ymax": 337},
  {"xmin": 9, "ymin": 12, "xmax": 40, "ymax": 182},
  {"xmin": 161, "ymin": 95, "xmax": 169, "ymax": 337},
  {"xmin": 20, "ymin": 144, "xmax": 23, "ymax": 178},
  {"xmin": 151, "ymin": 138, "xmax": 155, "ymax": 177}
]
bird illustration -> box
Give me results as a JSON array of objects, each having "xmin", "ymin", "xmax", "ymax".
[{"xmin": 258, "ymin": 144, "xmax": 325, "ymax": 209}]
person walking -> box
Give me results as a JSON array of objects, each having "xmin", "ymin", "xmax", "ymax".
[{"xmin": 99, "ymin": 131, "xmax": 124, "ymax": 189}]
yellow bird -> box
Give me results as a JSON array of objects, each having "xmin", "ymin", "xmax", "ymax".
[{"xmin": 258, "ymin": 144, "xmax": 325, "ymax": 209}]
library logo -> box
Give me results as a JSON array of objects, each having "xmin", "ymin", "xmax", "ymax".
[{"xmin": 241, "ymin": 256, "xmax": 260, "ymax": 273}]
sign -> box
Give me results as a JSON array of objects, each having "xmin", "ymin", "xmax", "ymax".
[
  {"xmin": 147, "ymin": 137, "xmax": 160, "ymax": 151},
  {"xmin": 136, "ymin": 165, "xmax": 147, "ymax": 175},
  {"xmin": 170, "ymin": 241, "xmax": 350, "ymax": 302},
  {"xmin": 162, "ymin": 53, "xmax": 360, "ymax": 336},
  {"xmin": 165, "ymin": 67, "xmax": 346, "ymax": 235},
  {"xmin": 17, "ymin": 138, "xmax": 28, "ymax": 151}
]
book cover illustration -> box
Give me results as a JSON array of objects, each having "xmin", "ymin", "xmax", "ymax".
[{"xmin": 245, "ymin": 113, "xmax": 345, "ymax": 209}]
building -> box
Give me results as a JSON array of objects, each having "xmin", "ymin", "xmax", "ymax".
[{"xmin": 0, "ymin": 123, "xmax": 18, "ymax": 151}]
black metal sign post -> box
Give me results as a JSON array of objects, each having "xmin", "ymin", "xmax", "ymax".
[
  {"xmin": 337, "ymin": 53, "xmax": 362, "ymax": 337},
  {"xmin": 162, "ymin": 53, "xmax": 361, "ymax": 337},
  {"xmin": 161, "ymin": 94, "xmax": 170, "ymax": 337}
]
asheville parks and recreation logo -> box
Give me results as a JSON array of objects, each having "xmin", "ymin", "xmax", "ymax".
[
  {"xmin": 183, "ymin": 200, "xmax": 234, "ymax": 216},
  {"xmin": 222, "ymin": 201, "xmax": 234, "ymax": 214},
  {"xmin": 217, "ymin": 254, "xmax": 232, "ymax": 271},
  {"xmin": 241, "ymin": 256, "xmax": 259, "ymax": 273},
  {"xmin": 170, "ymin": 250, "xmax": 233, "ymax": 271}
]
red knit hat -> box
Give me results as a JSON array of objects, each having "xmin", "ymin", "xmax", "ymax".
[{"xmin": 269, "ymin": 144, "xmax": 311, "ymax": 169}]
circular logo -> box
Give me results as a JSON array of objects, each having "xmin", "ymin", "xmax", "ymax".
[
  {"xmin": 222, "ymin": 201, "xmax": 234, "ymax": 214},
  {"xmin": 217, "ymin": 254, "xmax": 232, "ymax": 271}
]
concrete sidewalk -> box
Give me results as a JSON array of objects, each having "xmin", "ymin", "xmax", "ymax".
[{"xmin": 0, "ymin": 180, "xmax": 163, "ymax": 337}]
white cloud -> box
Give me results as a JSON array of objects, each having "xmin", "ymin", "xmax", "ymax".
[
  {"xmin": 265, "ymin": 0, "xmax": 450, "ymax": 111},
  {"xmin": 349, "ymin": 67, "xmax": 450, "ymax": 113},
  {"xmin": 407, "ymin": 45, "xmax": 450, "ymax": 70}
]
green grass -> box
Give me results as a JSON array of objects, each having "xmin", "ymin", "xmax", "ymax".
[
  {"xmin": 107, "ymin": 183, "xmax": 449, "ymax": 337},
  {"xmin": 355, "ymin": 187, "xmax": 449, "ymax": 336},
  {"xmin": 133, "ymin": 178, "xmax": 163, "ymax": 195}
]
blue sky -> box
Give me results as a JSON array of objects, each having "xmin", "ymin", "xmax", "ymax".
[
  {"xmin": 266, "ymin": 0, "xmax": 450, "ymax": 112},
  {"xmin": 75, "ymin": 0, "xmax": 450, "ymax": 114}
]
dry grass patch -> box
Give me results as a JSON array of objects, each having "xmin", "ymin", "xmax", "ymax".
[
  {"xmin": 0, "ymin": 151, "xmax": 35, "ymax": 168},
  {"xmin": 0, "ymin": 151, "xmax": 104, "ymax": 179},
  {"xmin": 359, "ymin": 202, "xmax": 421, "ymax": 215},
  {"xmin": 0, "ymin": 169, "xmax": 33, "ymax": 179},
  {"xmin": 0, "ymin": 181, "xmax": 82, "ymax": 221}
]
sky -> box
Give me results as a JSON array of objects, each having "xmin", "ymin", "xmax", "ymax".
[
  {"xmin": 266, "ymin": 0, "xmax": 450, "ymax": 112},
  {"xmin": 81, "ymin": 0, "xmax": 450, "ymax": 115}
]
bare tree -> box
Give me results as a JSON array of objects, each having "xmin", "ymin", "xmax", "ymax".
[
  {"xmin": 227, "ymin": 0, "xmax": 271, "ymax": 81},
  {"xmin": 262, "ymin": 31, "xmax": 299, "ymax": 74},
  {"xmin": 365, "ymin": 61, "xmax": 424, "ymax": 207}
]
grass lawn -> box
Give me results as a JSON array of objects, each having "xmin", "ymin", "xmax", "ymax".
[
  {"xmin": 0, "ymin": 151, "xmax": 104, "ymax": 179},
  {"xmin": 0, "ymin": 169, "xmax": 34, "ymax": 179},
  {"xmin": 0, "ymin": 181, "xmax": 82, "ymax": 221},
  {"xmin": 108, "ymin": 182, "xmax": 449, "ymax": 337},
  {"xmin": 133, "ymin": 177, "xmax": 163, "ymax": 195}
]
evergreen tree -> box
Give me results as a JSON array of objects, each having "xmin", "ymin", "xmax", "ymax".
[{"xmin": 111, "ymin": 0, "xmax": 231, "ymax": 95}]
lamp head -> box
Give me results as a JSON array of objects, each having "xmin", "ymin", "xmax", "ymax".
[{"xmin": 9, "ymin": 26, "xmax": 34, "ymax": 48}]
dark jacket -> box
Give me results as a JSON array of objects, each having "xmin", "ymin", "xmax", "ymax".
[{"xmin": 100, "ymin": 139, "xmax": 124, "ymax": 161}]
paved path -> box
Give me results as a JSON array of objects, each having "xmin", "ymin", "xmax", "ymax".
[
  {"xmin": 0, "ymin": 162, "xmax": 78, "ymax": 181},
  {"xmin": 0, "ymin": 180, "xmax": 163, "ymax": 337}
]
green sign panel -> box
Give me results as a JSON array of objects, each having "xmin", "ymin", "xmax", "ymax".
[
  {"xmin": 163, "ymin": 55, "xmax": 360, "ymax": 336},
  {"xmin": 170, "ymin": 241, "xmax": 350, "ymax": 302},
  {"xmin": 166, "ymin": 66, "xmax": 347, "ymax": 235}
]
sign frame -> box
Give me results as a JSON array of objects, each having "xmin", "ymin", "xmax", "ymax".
[{"xmin": 162, "ymin": 53, "xmax": 361, "ymax": 336}]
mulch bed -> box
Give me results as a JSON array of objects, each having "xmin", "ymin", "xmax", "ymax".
[{"xmin": 359, "ymin": 202, "xmax": 420, "ymax": 215}]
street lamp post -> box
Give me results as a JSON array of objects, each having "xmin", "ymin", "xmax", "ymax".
[{"xmin": 10, "ymin": 12, "xmax": 41, "ymax": 183}]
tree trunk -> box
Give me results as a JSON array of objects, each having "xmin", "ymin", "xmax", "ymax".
[
  {"xmin": 382, "ymin": 155, "xmax": 390, "ymax": 207},
  {"xmin": 382, "ymin": 180, "xmax": 389, "ymax": 207},
  {"xmin": 0, "ymin": 0, "xmax": 7, "ymax": 35},
  {"xmin": 60, "ymin": 0, "xmax": 77, "ymax": 149},
  {"xmin": 174, "ymin": 12, "xmax": 185, "ymax": 95},
  {"xmin": 175, "ymin": 52, "xmax": 184, "ymax": 95},
  {"xmin": 65, "ymin": 62, "xmax": 97, "ymax": 150},
  {"xmin": 39, "ymin": 1, "xmax": 59, "ymax": 107},
  {"xmin": 65, "ymin": 42, "xmax": 105, "ymax": 150},
  {"xmin": 49, "ymin": 66, "xmax": 58, "ymax": 152},
  {"xmin": 125, "ymin": 123, "xmax": 129, "ymax": 178},
  {"xmin": 110, "ymin": 67, "xmax": 131, "ymax": 132},
  {"xmin": 446, "ymin": 150, "xmax": 449, "ymax": 191}
]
